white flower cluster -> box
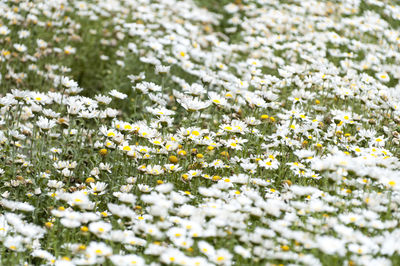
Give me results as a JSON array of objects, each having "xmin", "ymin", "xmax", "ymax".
[{"xmin": 1, "ymin": 0, "xmax": 400, "ymax": 265}]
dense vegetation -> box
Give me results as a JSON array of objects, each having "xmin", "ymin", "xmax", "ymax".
[{"xmin": 1, "ymin": 0, "xmax": 400, "ymax": 265}]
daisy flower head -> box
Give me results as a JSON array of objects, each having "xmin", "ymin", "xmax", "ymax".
[
  {"xmin": 0, "ymin": 26, "xmax": 10, "ymax": 35},
  {"xmin": 14, "ymin": 44, "xmax": 27, "ymax": 53},
  {"xmin": 155, "ymin": 64, "xmax": 171, "ymax": 74},
  {"xmin": 209, "ymin": 92, "xmax": 229, "ymax": 107},
  {"xmin": 109, "ymin": 89, "xmax": 127, "ymax": 99},
  {"xmin": 36, "ymin": 116, "xmax": 56, "ymax": 131},
  {"xmin": 86, "ymin": 241, "xmax": 113, "ymax": 258},
  {"xmin": 375, "ymin": 72, "xmax": 390, "ymax": 83},
  {"xmin": 177, "ymin": 96, "xmax": 211, "ymax": 111}
]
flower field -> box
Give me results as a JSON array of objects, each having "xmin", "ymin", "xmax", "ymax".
[{"xmin": 1, "ymin": 0, "xmax": 400, "ymax": 265}]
